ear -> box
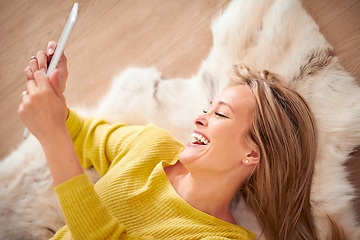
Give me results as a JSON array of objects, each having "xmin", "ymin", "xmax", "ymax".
[{"xmin": 242, "ymin": 151, "xmax": 259, "ymax": 165}]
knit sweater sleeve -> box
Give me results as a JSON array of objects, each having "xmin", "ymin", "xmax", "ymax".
[
  {"xmin": 66, "ymin": 109, "xmax": 150, "ymax": 176},
  {"xmin": 53, "ymin": 174, "xmax": 154, "ymax": 240},
  {"xmin": 54, "ymin": 110, "xmax": 183, "ymax": 239}
]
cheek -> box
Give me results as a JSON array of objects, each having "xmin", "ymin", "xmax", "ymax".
[
  {"xmin": 211, "ymin": 126, "xmax": 247, "ymax": 155},
  {"xmin": 211, "ymin": 122, "xmax": 242, "ymax": 145}
]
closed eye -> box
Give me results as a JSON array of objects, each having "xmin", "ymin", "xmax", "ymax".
[
  {"xmin": 215, "ymin": 112, "xmax": 228, "ymax": 118},
  {"xmin": 203, "ymin": 109, "xmax": 228, "ymax": 119},
  {"xmin": 203, "ymin": 109, "xmax": 229, "ymax": 118}
]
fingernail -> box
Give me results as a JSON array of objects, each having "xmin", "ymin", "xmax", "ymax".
[
  {"xmin": 48, "ymin": 48, "xmax": 54, "ymax": 55},
  {"xmin": 41, "ymin": 68, "xmax": 46, "ymax": 73}
]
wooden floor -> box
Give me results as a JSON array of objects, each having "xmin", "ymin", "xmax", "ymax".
[{"xmin": 1, "ymin": 0, "xmax": 359, "ymax": 217}]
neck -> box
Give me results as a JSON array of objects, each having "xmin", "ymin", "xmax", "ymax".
[{"xmin": 165, "ymin": 161, "xmax": 244, "ymax": 224}]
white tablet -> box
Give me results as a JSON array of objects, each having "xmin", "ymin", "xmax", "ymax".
[
  {"xmin": 23, "ymin": 2, "xmax": 78, "ymax": 139},
  {"xmin": 47, "ymin": 2, "xmax": 78, "ymax": 76}
]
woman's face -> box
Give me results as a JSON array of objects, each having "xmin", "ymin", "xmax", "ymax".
[{"xmin": 179, "ymin": 85, "xmax": 256, "ymax": 174}]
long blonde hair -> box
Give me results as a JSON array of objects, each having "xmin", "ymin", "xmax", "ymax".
[{"xmin": 228, "ymin": 64, "xmax": 318, "ymax": 239}]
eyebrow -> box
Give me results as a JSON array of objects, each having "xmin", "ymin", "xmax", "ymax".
[{"xmin": 210, "ymin": 100, "xmax": 234, "ymax": 113}]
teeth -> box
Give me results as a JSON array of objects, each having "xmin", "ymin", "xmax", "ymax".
[{"xmin": 191, "ymin": 133, "xmax": 209, "ymax": 145}]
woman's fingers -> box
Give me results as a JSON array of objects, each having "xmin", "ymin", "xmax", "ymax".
[
  {"xmin": 47, "ymin": 41, "xmax": 57, "ymax": 55},
  {"xmin": 36, "ymin": 50, "xmax": 48, "ymax": 72},
  {"xmin": 48, "ymin": 69, "xmax": 62, "ymax": 96},
  {"xmin": 19, "ymin": 68, "xmax": 68, "ymax": 142},
  {"xmin": 22, "ymin": 70, "xmax": 52, "ymax": 106},
  {"xmin": 26, "ymin": 79, "xmax": 37, "ymax": 94},
  {"xmin": 24, "ymin": 41, "xmax": 68, "ymax": 95},
  {"xmin": 25, "ymin": 43, "xmax": 53, "ymax": 81},
  {"xmin": 47, "ymin": 41, "xmax": 68, "ymax": 93},
  {"xmin": 28, "ymin": 51, "xmax": 47, "ymax": 80},
  {"xmin": 48, "ymin": 41, "xmax": 67, "ymax": 74},
  {"xmin": 34, "ymin": 70, "xmax": 50, "ymax": 90},
  {"xmin": 47, "ymin": 40, "xmax": 67, "ymax": 70},
  {"xmin": 29, "ymin": 57, "xmax": 39, "ymax": 73},
  {"xmin": 24, "ymin": 66, "xmax": 33, "ymax": 80}
]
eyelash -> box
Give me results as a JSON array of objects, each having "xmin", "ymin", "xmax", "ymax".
[{"xmin": 203, "ymin": 110, "xmax": 228, "ymax": 118}]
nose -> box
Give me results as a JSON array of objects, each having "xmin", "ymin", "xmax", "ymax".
[{"xmin": 194, "ymin": 113, "xmax": 208, "ymax": 127}]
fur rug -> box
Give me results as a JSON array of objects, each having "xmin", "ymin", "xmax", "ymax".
[{"xmin": 1, "ymin": 0, "xmax": 359, "ymax": 239}]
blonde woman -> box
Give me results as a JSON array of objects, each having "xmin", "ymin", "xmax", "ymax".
[{"xmin": 20, "ymin": 42, "xmax": 329, "ymax": 239}]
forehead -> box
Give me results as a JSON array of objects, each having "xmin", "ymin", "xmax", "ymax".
[{"xmin": 215, "ymin": 85, "xmax": 255, "ymax": 115}]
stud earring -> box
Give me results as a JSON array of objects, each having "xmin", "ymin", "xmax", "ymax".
[{"xmin": 245, "ymin": 160, "xmax": 249, "ymax": 164}]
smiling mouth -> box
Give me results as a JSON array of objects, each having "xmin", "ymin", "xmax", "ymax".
[{"xmin": 191, "ymin": 132, "xmax": 210, "ymax": 145}]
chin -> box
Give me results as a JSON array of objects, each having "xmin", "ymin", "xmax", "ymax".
[{"xmin": 178, "ymin": 143, "xmax": 207, "ymax": 164}]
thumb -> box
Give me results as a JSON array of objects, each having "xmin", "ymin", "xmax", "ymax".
[
  {"xmin": 57, "ymin": 51, "xmax": 68, "ymax": 70},
  {"xmin": 49, "ymin": 69, "xmax": 62, "ymax": 96}
]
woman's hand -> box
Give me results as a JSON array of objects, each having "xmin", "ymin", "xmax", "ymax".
[
  {"xmin": 19, "ymin": 44, "xmax": 84, "ymax": 186},
  {"xmin": 20, "ymin": 41, "xmax": 69, "ymax": 144},
  {"xmin": 24, "ymin": 41, "xmax": 68, "ymax": 93},
  {"xmin": 19, "ymin": 69, "xmax": 68, "ymax": 144}
]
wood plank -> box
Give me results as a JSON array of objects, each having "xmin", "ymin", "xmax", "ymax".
[
  {"xmin": 301, "ymin": 0, "xmax": 358, "ymax": 28},
  {"xmin": 322, "ymin": 2, "xmax": 360, "ymax": 82},
  {"xmin": 302, "ymin": 0, "xmax": 360, "ymax": 82}
]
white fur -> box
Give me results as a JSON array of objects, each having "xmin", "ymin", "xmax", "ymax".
[
  {"xmin": 0, "ymin": 136, "xmax": 64, "ymax": 239},
  {"xmin": 1, "ymin": 0, "xmax": 359, "ymax": 239}
]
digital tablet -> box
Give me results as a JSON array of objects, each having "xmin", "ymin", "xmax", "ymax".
[
  {"xmin": 47, "ymin": 2, "xmax": 78, "ymax": 76},
  {"xmin": 23, "ymin": 2, "xmax": 78, "ymax": 139}
]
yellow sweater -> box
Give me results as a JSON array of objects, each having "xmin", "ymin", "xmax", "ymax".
[{"xmin": 51, "ymin": 110, "xmax": 256, "ymax": 240}]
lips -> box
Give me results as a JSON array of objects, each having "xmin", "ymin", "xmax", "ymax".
[{"xmin": 191, "ymin": 130, "xmax": 210, "ymax": 145}]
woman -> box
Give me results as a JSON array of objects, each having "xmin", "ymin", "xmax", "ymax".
[{"xmin": 19, "ymin": 42, "xmax": 319, "ymax": 239}]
